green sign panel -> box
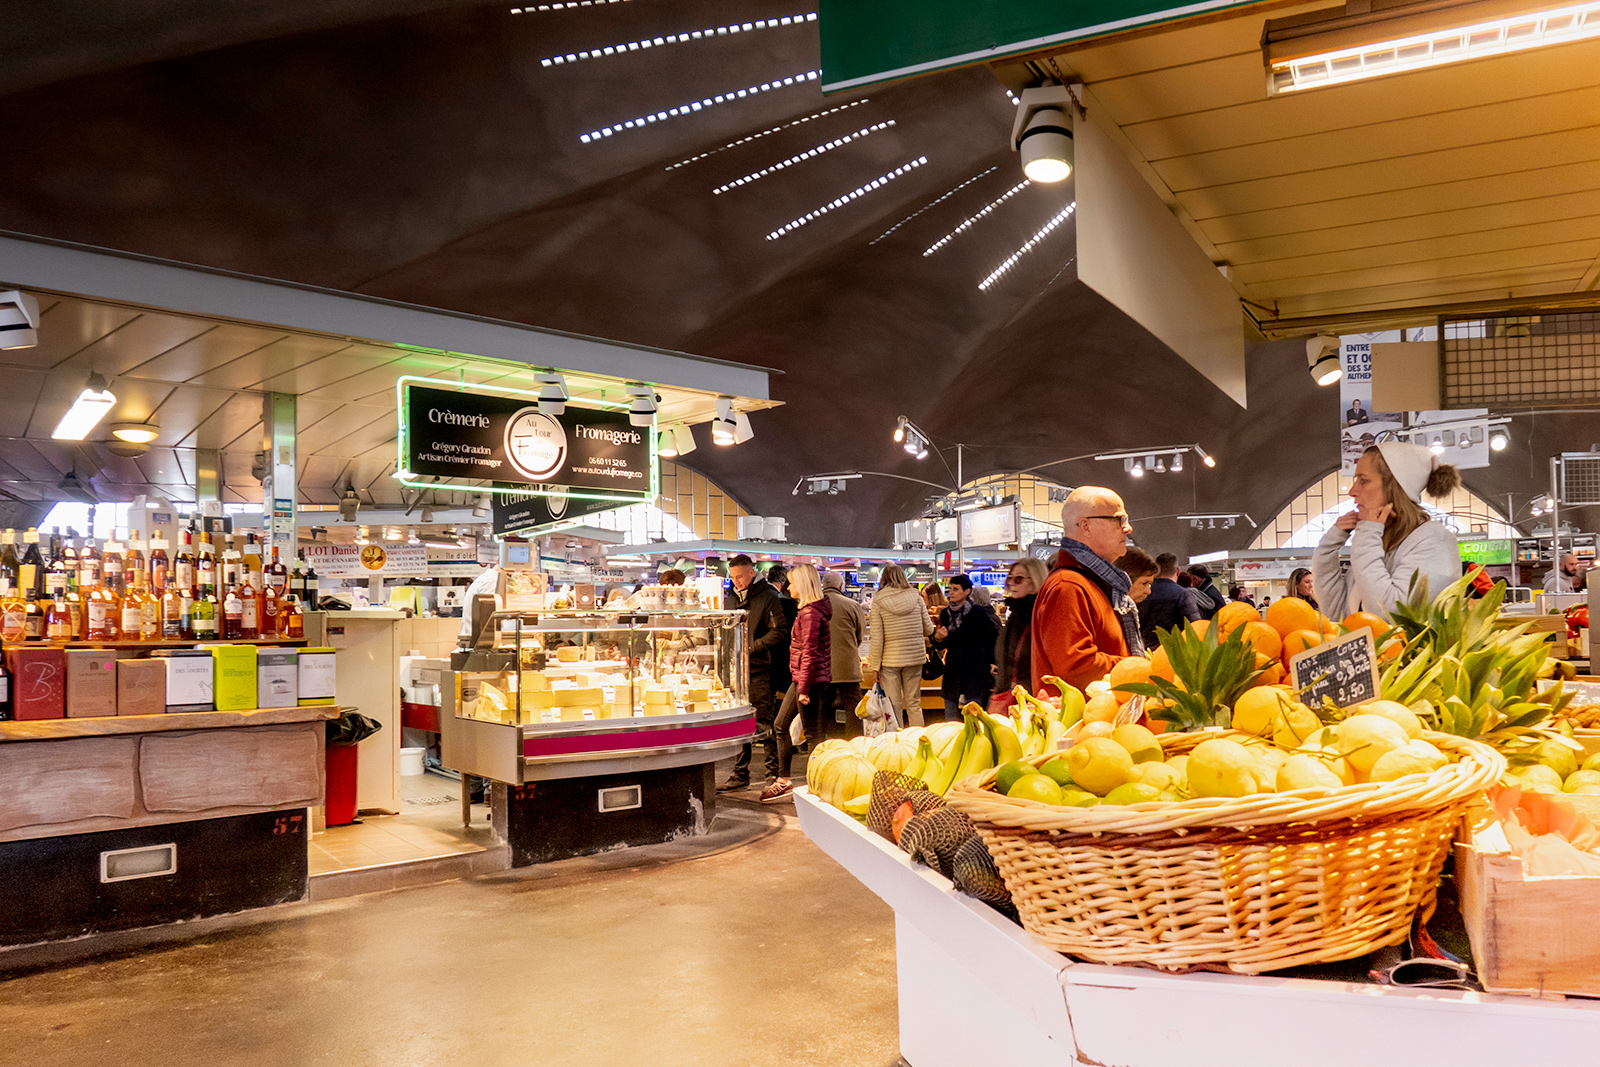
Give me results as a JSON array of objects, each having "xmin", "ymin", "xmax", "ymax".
[
  {"xmin": 1458, "ymin": 539, "xmax": 1514, "ymax": 566},
  {"xmin": 819, "ymin": 0, "xmax": 1259, "ymax": 91}
]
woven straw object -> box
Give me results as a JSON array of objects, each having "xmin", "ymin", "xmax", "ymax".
[{"xmin": 946, "ymin": 729, "xmax": 1503, "ymax": 973}]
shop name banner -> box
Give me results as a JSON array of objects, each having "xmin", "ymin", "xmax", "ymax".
[
  {"xmin": 401, "ymin": 381, "xmax": 654, "ymax": 499},
  {"xmin": 492, "ymin": 488, "xmax": 625, "ymax": 536},
  {"xmin": 1232, "ymin": 559, "xmax": 1295, "ymax": 582},
  {"xmin": 1458, "ymin": 538, "xmax": 1514, "ymax": 566},
  {"xmin": 961, "ymin": 503, "xmax": 1020, "ymax": 549},
  {"xmin": 304, "ymin": 543, "xmax": 429, "ymax": 578},
  {"xmin": 426, "ymin": 546, "xmax": 488, "ymax": 578}
]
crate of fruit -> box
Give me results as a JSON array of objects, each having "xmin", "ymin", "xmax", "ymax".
[{"xmin": 946, "ymin": 725, "xmax": 1502, "ymax": 973}]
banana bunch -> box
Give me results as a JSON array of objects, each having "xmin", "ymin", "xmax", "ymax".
[{"xmin": 905, "ymin": 681, "xmax": 1091, "ymax": 795}]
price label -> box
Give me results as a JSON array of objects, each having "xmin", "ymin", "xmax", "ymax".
[{"xmin": 1288, "ymin": 629, "xmax": 1380, "ymax": 710}]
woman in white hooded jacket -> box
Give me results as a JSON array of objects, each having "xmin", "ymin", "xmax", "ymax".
[
  {"xmin": 868, "ymin": 564, "xmax": 934, "ymax": 727},
  {"xmin": 1313, "ymin": 441, "xmax": 1462, "ymax": 621}
]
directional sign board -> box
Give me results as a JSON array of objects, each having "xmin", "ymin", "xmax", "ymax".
[{"xmin": 1288, "ymin": 629, "xmax": 1380, "ymax": 711}]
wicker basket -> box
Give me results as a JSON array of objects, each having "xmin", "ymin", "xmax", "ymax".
[{"xmin": 945, "ymin": 730, "xmax": 1504, "ymax": 973}]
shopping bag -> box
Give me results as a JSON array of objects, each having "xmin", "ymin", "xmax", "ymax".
[
  {"xmin": 866, "ymin": 683, "xmax": 900, "ymax": 730},
  {"xmin": 788, "ymin": 709, "xmax": 807, "ymax": 747}
]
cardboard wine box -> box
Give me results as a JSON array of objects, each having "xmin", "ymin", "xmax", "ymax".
[
  {"xmin": 257, "ymin": 649, "xmax": 298, "ymax": 709},
  {"xmin": 65, "ymin": 649, "xmax": 119, "ymax": 718},
  {"xmin": 298, "ymin": 647, "xmax": 336, "ymax": 705},
  {"xmin": 152, "ymin": 649, "xmax": 215, "ymax": 712},
  {"xmin": 209, "ymin": 645, "xmax": 259, "ymax": 711},
  {"xmin": 7, "ymin": 646, "xmax": 65, "ymax": 720},
  {"xmin": 116, "ymin": 658, "xmax": 168, "ymax": 716}
]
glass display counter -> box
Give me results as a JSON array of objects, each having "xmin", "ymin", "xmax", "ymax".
[{"xmin": 440, "ymin": 609, "xmax": 756, "ymax": 784}]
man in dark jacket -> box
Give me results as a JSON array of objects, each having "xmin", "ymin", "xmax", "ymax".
[
  {"xmin": 721, "ymin": 554, "xmax": 791, "ymax": 791},
  {"xmin": 931, "ymin": 574, "xmax": 1000, "ymax": 719},
  {"xmin": 820, "ymin": 572, "xmax": 865, "ymax": 738},
  {"xmin": 1186, "ymin": 564, "xmax": 1225, "ymax": 620},
  {"xmin": 1139, "ymin": 554, "xmax": 1205, "ymax": 648}
]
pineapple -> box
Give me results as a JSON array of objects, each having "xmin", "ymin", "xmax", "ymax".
[{"xmin": 1118, "ymin": 622, "xmax": 1265, "ymax": 732}]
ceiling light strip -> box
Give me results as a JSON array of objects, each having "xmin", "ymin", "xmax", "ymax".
[
  {"xmin": 1270, "ymin": 2, "xmax": 1600, "ymax": 92},
  {"xmin": 664, "ymin": 99, "xmax": 870, "ymax": 169},
  {"xmin": 922, "ymin": 181, "xmax": 1030, "ymax": 256},
  {"xmin": 713, "ymin": 121, "xmax": 895, "ymax": 194},
  {"xmin": 512, "ymin": 1, "xmax": 632, "ymax": 11},
  {"xmin": 868, "ymin": 166, "xmax": 998, "ymax": 245},
  {"xmin": 978, "ymin": 202, "xmax": 1077, "ymax": 291},
  {"xmin": 582, "ymin": 71, "xmax": 820, "ymax": 143},
  {"xmin": 542, "ymin": 13, "xmax": 816, "ymax": 65},
  {"xmin": 765, "ymin": 157, "xmax": 929, "ymax": 240}
]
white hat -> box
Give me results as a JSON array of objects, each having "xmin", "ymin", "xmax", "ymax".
[{"xmin": 1376, "ymin": 441, "xmax": 1440, "ymax": 501}]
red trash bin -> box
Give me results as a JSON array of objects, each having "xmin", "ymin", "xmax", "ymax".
[{"xmin": 324, "ymin": 743, "xmax": 360, "ymax": 826}]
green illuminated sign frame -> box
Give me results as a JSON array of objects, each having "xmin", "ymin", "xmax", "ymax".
[{"xmin": 394, "ymin": 375, "xmax": 659, "ymax": 505}]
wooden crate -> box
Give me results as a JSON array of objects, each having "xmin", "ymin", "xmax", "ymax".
[{"xmin": 1456, "ymin": 802, "xmax": 1600, "ymax": 998}]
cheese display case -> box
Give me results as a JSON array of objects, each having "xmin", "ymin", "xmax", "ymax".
[{"xmin": 440, "ymin": 609, "xmax": 756, "ymax": 784}]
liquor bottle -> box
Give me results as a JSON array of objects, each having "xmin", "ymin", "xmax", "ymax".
[
  {"xmin": 173, "ymin": 528, "xmax": 196, "ymax": 597},
  {"xmin": 302, "ymin": 555, "xmax": 319, "ymax": 611},
  {"xmin": 125, "ymin": 535, "xmax": 146, "ymax": 597},
  {"xmin": 0, "ymin": 583, "xmax": 25, "ymax": 642},
  {"xmin": 101, "ymin": 534, "xmax": 124, "ymax": 599},
  {"xmin": 278, "ymin": 593, "xmax": 304, "ymax": 639},
  {"xmin": 265, "ymin": 545, "xmax": 289, "ymax": 598},
  {"xmin": 0, "ymin": 529, "xmax": 20, "ymax": 594},
  {"xmin": 149, "ymin": 529, "xmax": 170, "ymax": 598},
  {"xmin": 21, "ymin": 529, "xmax": 46, "ymax": 640},
  {"xmin": 86, "ymin": 569, "xmax": 110, "ymax": 640},
  {"xmin": 191, "ymin": 565, "xmax": 217, "ymax": 641},
  {"xmin": 0, "ymin": 655, "xmax": 11, "ymax": 721},
  {"xmin": 62, "ymin": 550, "xmax": 84, "ymax": 640},
  {"xmin": 222, "ymin": 577, "xmax": 243, "ymax": 640},
  {"xmin": 44, "ymin": 536, "xmax": 71, "ymax": 640},
  {"xmin": 161, "ymin": 579, "xmax": 184, "ymax": 639},
  {"xmin": 197, "ymin": 529, "xmax": 216, "ymax": 595},
  {"xmin": 289, "ymin": 553, "xmax": 304, "ymax": 602},
  {"xmin": 78, "ymin": 534, "xmax": 100, "ymax": 596},
  {"xmin": 241, "ymin": 534, "xmax": 264, "ymax": 636},
  {"xmin": 121, "ymin": 559, "xmax": 145, "ymax": 640},
  {"xmin": 239, "ymin": 577, "xmax": 259, "ymax": 640}
]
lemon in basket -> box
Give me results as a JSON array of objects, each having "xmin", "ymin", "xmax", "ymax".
[
  {"xmin": 1006, "ymin": 774, "xmax": 1065, "ymax": 805},
  {"xmin": 1230, "ymin": 686, "xmax": 1293, "ymax": 739},
  {"xmin": 1277, "ymin": 752, "xmax": 1347, "ymax": 792},
  {"xmin": 1270, "ymin": 702, "xmax": 1322, "ymax": 750},
  {"xmin": 1368, "ymin": 739, "xmax": 1447, "ymax": 782},
  {"xmin": 1353, "ymin": 699, "xmax": 1423, "ymax": 739},
  {"xmin": 1564, "ymin": 769, "xmax": 1600, "ymax": 794},
  {"xmin": 1102, "ymin": 781, "xmax": 1163, "ymax": 806},
  {"xmin": 1335, "ymin": 714, "xmax": 1409, "ymax": 776},
  {"xmin": 1187, "ymin": 738, "xmax": 1261, "ymax": 798},
  {"xmin": 1135, "ymin": 761, "xmax": 1182, "ymax": 792},
  {"xmin": 1110, "ymin": 723, "xmax": 1164, "ymax": 764},
  {"xmin": 1065, "ymin": 737, "xmax": 1137, "ymax": 797},
  {"xmin": 1583, "ymin": 752, "xmax": 1600, "ymax": 775}
]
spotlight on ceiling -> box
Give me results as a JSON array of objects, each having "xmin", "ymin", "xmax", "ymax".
[
  {"xmin": 420, "ymin": 507, "xmax": 435, "ymax": 523},
  {"xmin": 733, "ymin": 411, "xmax": 754, "ymax": 444},
  {"xmin": 626, "ymin": 384, "xmax": 658, "ymax": 428},
  {"xmin": 893, "ymin": 416, "xmax": 907, "ymax": 443},
  {"xmin": 1429, "ymin": 436, "xmax": 1445, "ymax": 455},
  {"xmin": 1125, "ymin": 456, "xmax": 1144, "ymax": 478},
  {"xmin": 1011, "ymin": 86, "xmax": 1076, "ymax": 184},
  {"xmin": 1306, "ymin": 335, "xmax": 1341, "ymax": 385},
  {"xmin": 52, "ymin": 372, "xmax": 117, "ymax": 441},
  {"xmin": 670, "ymin": 423, "xmax": 696, "ymax": 456},
  {"xmin": 535, "ymin": 371, "xmax": 568, "ymax": 415},
  {"xmin": 1489, "ymin": 428, "xmax": 1509, "ymax": 451},
  {"xmin": 340, "ymin": 486, "xmax": 360, "ymax": 522},
  {"xmin": 1170, "ymin": 452, "xmax": 1183, "ymax": 473},
  {"xmin": 657, "ymin": 429, "xmax": 680, "ymax": 458},
  {"xmin": 712, "ymin": 398, "xmax": 737, "ymax": 446},
  {"xmin": 1195, "ymin": 444, "xmax": 1217, "ymax": 468},
  {"xmin": 110, "ymin": 421, "xmax": 160, "ymax": 444},
  {"xmin": 0, "ymin": 290, "xmax": 40, "ymax": 350}
]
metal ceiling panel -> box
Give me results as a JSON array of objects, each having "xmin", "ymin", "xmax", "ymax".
[
  {"xmin": 0, "ymin": 296, "xmax": 136, "ymax": 371},
  {"xmin": 54, "ymin": 310, "xmax": 213, "ymax": 380},
  {"xmin": 255, "ymin": 350, "xmax": 398, "ymax": 395},
  {"xmin": 295, "ymin": 407, "xmax": 396, "ymax": 457},
  {"xmin": 186, "ymin": 391, "xmax": 264, "ymax": 451},
  {"xmin": 125, "ymin": 320, "xmax": 288, "ymax": 385},
  {"xmin": 185, "ymin": 333, "xmax": 352, "ymax": 390},
  {"xmin": 160, "ymin": 387, "xmax": 237, "ymax": 449}
]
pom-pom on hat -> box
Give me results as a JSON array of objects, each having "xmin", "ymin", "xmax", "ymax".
[{"xmin": 1377, "ymin": 441, "xmax": 1445, "ymax": 501}]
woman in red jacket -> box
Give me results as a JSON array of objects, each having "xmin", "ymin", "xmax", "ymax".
[{"xmin": 763, "ymin": 564, "xmax": 832, "ymax": 803}]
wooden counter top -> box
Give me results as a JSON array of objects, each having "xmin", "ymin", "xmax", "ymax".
[{"xmin": 0, "ymin": 705, "xmax": 342, "ymax": 742}]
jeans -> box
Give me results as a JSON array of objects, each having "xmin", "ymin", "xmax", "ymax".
[
  {"xmin": 773, "ymin": 682, "xmax": 804, "ymax": 780},
  {"xmin": 732, "ymin": 670, "xmax": 778, "ymax": 781},
  {"xmin": 876, "ymin": 664, "xmax": 924, "ymax": 728}
]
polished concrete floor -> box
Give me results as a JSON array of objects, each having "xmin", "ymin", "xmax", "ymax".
[{"xmin": 0, "ymin": 784, "xmax": 904, "ymax": 1067}]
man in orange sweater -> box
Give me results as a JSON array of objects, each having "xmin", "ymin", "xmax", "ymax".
[{"xmin": 1031, "ymin": 487, "xmax": 1146, "ymax": 693}]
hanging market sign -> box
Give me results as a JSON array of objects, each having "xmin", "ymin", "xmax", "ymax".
[
  {"xmin": 492, "ymin": 487, "xmax": 626, "ymax": 537},
  {"xmin": 304, "ymin": 543, "xmax": 429, "ymax": 578},
  {"xmin": 1458, "ymin": 538, "xmax": 1514, "ymax": 566},
  {"xmin": 396, "ymin": 377, "xmax": 657, "ymax": 503},
  {"xmin": 818, "ymin": 0, "xmax": 1258, "ymax": 91}
]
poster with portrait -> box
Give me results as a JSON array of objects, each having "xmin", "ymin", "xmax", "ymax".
[{"xmin": 1339, "ymin": 332, "xmax": 1404, "ymax": 475}]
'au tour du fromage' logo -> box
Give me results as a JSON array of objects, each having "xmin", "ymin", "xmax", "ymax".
[{"xmin": 504, "ymin": 408, "xmax": 568, "ymax": 481}]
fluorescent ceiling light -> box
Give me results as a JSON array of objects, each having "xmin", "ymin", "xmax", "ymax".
[
  {"xmin": 110, "ymin": 421, "xmax": 160, "ymax": 444},
  {"xmin": 52, "ymin": 372, "xmax": 117, "ymax": 441},
  {"xmin": 1265, "ymin": 1, "xmax": 1600, "ymax": 94}
]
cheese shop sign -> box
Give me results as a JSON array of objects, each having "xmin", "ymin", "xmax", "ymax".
[{"xmin": 399, "ymin": 379, "xmax": 655, "ymax": 501}]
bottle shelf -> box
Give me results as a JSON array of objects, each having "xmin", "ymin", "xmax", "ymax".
[{"xmin": 6, "ymin": 638, "xmax": 310, "ymax": 650}]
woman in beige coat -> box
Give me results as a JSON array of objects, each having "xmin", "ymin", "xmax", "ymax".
[{"xmin": 868, "ymin": 565, "xmax": 935, "ymax": 727}]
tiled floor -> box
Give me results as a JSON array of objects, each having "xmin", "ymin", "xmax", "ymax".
[{"xmin": 310, "ymin": 770, "xmax": 494, "ymax": 875}]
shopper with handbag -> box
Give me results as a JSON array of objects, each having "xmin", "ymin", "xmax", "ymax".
[
  {"xmin": 820, "ymin": 571, "xmax": 865, "ymax": 741},
  {"xmin": 763, "ymin": 565, "xmax": 831, "ymax": 803},
  {"xmin": 932, "ymin": 574, "xmax": 1001, "ymax": 719},
  {"xmin": 867, "ymin": 564, "xmax": 934, "ymax": 727}
]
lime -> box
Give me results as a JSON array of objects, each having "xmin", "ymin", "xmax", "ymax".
[
  {"xmin": 995, "ymin": 760, "xmax": 1035, "ymax": 795},
  {"xmin": 1102, "ymin": 782, "xmax": 1163, "ymax": 805},
  {"xmin": 1063, "ymin": 792, "xmax": 1101, "ymax": 807},
  {"xmin": 1037, "ymin": 757, "xmax": 1076, "ymax": 788},
  {"xmin": 1006, "ymin": 774, "xmax": 1065, "ymax": 805}
]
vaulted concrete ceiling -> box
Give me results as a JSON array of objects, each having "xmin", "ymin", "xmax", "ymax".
[{"xmin": 0, "ymin": 0, "xmax": 1586, "ymax": 549}]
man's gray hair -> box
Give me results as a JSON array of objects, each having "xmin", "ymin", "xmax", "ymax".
[
  {"xmin": 1060, "ymin": 486, "xmax": 1121, "ymax": 532},
  {"xmin": 820, "ymin": 571, "xmax": 845, "ymax": 590}
]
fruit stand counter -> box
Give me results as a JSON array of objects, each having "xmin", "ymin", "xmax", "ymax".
[
  {"xmin": 0, "ymin": 705, "xmax": 337, "ymax": 949},
  {"xmin": 794, "ymin": 788, "xmax": 1600, "ymax": 1067}
]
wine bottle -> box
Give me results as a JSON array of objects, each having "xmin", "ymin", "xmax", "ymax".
[
  {"xmin": 149, "ymin": 530, "xmax": 170, "ymax": 598},
  {"xmin": 173, "ymin": 529, "xmax": 195, "ymax": 596},
  {"xmin": 302, "ymin": 556, "xmax": 319, "ymax": 610},
  {"xmin": 0, "ymin": 529, "xmax": 19, "ymax": 594}
]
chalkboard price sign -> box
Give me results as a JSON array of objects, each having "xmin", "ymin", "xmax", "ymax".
[{"xmin": 1288, "ymin": 629, "xmax": 1380, "ymax": 710}]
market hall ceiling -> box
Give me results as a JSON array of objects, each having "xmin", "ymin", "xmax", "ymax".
[{"xmin": 0, "ymin": 0, "xmax": 1592, "ymax": 545}]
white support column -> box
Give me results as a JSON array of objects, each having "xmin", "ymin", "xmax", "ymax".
[{"xmin": 262, "ymin": 392, "xmax": 298, "ymax": 557}]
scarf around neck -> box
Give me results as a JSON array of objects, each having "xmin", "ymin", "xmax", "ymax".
[{"xmin": 1060, "ymin": 536, "xmax": 1145, "ymax": 657}]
